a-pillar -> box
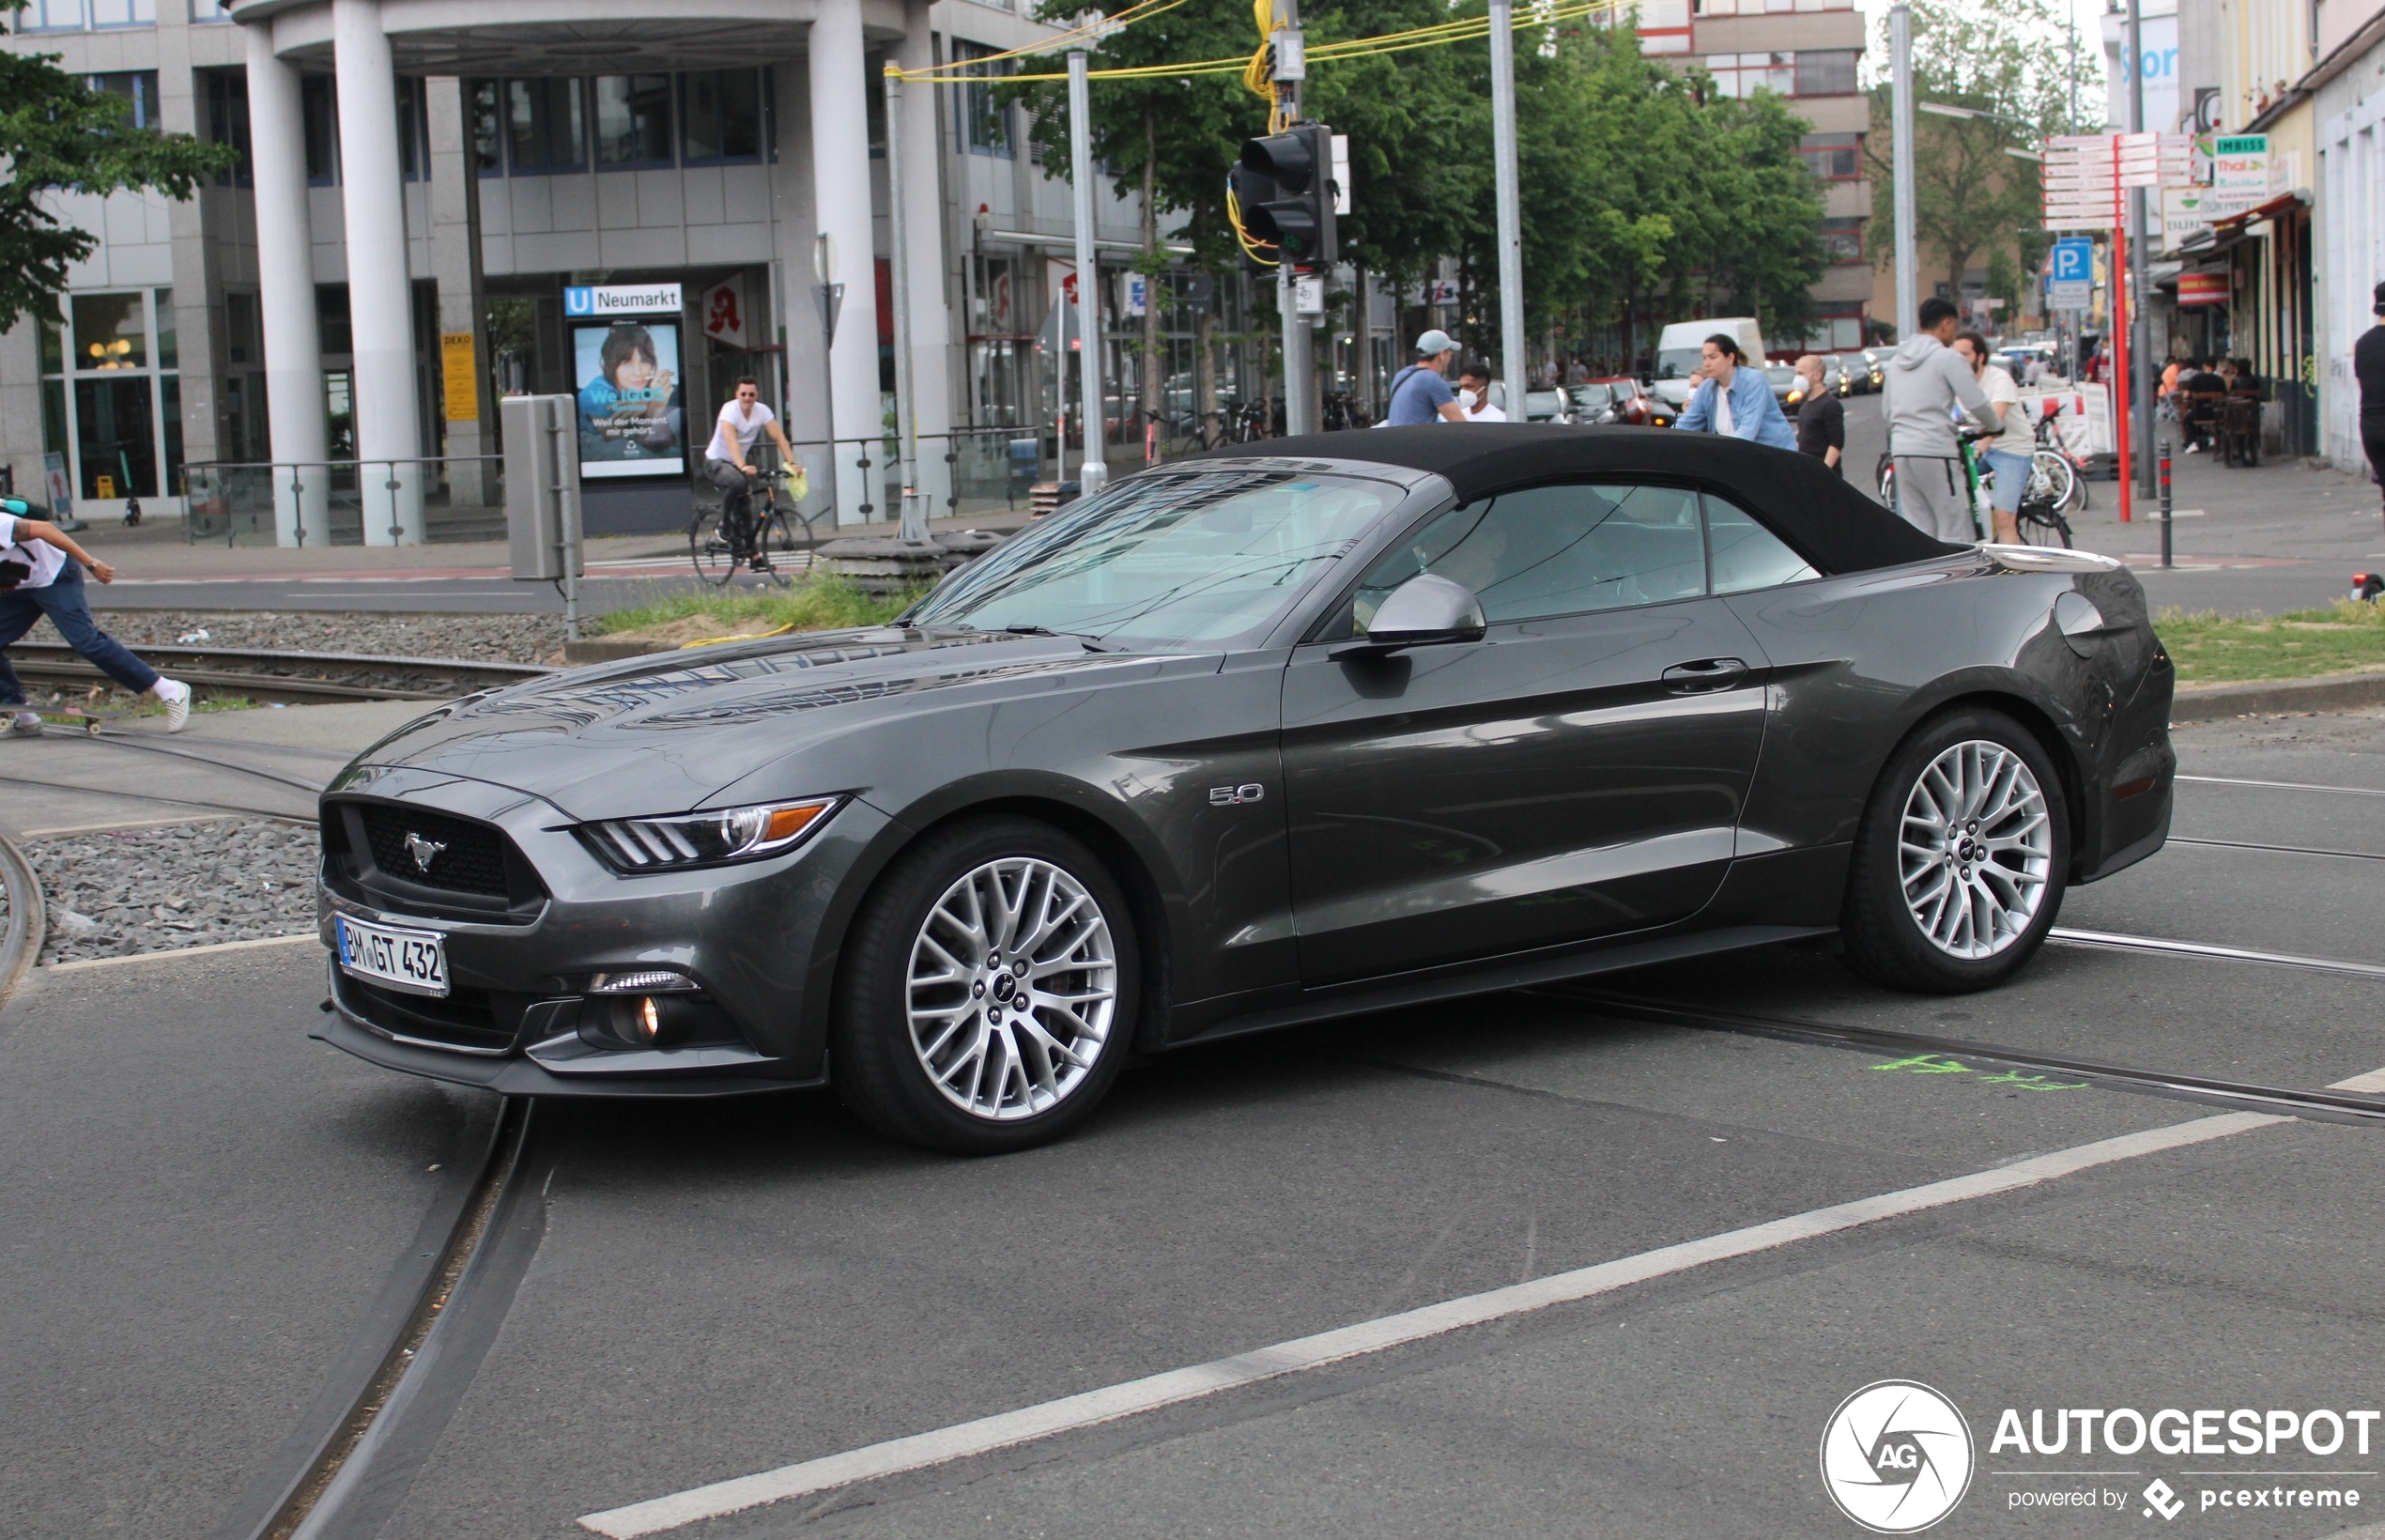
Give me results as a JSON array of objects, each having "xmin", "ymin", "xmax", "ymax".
[
  {"xmin": 243, "ymin": 22, "xmax": 330, "ymax": 546},
  {"xmin": 896, "ymin": 0, "xmax": 953, "ymax": 518},
  {"xmin": 331, "ymin": 0, "xmax": 424, "ymax": 544},
  {"xmin": 808, "ymin": 0, "xmax": 882, "ymax": 527}
]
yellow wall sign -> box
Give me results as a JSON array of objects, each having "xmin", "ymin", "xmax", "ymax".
[{"xmin": 439, "ymin": 331, "xmax": 480, "ymax": 424}]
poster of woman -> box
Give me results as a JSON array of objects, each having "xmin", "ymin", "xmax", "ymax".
[{"xmin": 574, "ymin": 322, "xmax": 685, "ymax": 476}]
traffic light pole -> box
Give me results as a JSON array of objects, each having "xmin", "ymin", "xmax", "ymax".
[
  {"xmin": 1069, "ymin": 44, "xmax": 1108, "ymax": 493},
  {"xmin": 1890, "ymin": 4, "xmax": 1918, "ymax": 340},
  {"xmin": 1488, "ymin": 0, "xmax": 1526, "ymax": 422},
  {"xmin": 1274, "ymin": 2, "xmax": 1314, "ymax": 438}
]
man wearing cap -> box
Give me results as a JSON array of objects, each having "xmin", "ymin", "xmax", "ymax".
[
  {"xmin": 1382, "ymin": 331, "xmax": 1469, "ymax": 425},
  {"xmin": 2359, "ymin": 280, "xmax": 2385, "ymax": 526}
]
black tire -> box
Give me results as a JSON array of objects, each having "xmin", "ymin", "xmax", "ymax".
[
  {"xmin": 690, "ymin": 508, "xmax": 738, "ymax": 586},
  {"xmin": 1841, "ymin": 708, "xmax": 2070, "ymax": 993},
  {"xmin": 831, "ymin": 816, "xmax": 1140, "ymax": 1155}
]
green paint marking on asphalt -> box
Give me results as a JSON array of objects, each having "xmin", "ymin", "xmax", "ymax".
[
  {"xmin": 1868, "ymin": 1052, "xmax": 2087, "ymax": 1090},
  {"xmin": 1871, "ymin": 1053, "xmax": 1974, "ymax": 1074}
]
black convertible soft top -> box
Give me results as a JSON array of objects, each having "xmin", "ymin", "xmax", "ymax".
[{"xmin": 1186, "ymin": 423, "xmax": 1960, "ymax": 576}]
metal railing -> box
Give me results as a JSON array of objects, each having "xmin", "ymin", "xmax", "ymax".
[{"xmin": 180, "ymin": 455, "xmax": 506, "ymax": 547}]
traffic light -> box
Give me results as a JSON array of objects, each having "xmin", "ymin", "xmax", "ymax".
[{"xmin": 1233, "ymin": 125, "xmax": 1337, "ymax": 270}]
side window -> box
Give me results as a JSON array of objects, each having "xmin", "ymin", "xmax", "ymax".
[
  {"xmin": 1703, "ymin": 493, "xmax": 1819, "ymax": 594},
  {"xmin": 1351, "ymin": 482, "xmax": 1708, "ymax": 630}
]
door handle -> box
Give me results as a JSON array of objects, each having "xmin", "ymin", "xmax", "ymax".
[{"xmin": 1661, "ymin": 657, "xmax": 1749, "ymax": 692}]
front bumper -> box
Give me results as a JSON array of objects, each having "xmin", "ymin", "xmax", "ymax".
[{"xmin": 315, "ymin": 765, "xmax": 897, "ymax": 1092}]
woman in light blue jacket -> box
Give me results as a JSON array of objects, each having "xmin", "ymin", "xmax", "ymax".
[{"xmin": 1671, "ymin": 333, "xmax": 1797, "ymax": 451}]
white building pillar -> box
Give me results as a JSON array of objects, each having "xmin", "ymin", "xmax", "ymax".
[
  {"xmin": 244, "ymin": 22, "xmax": 330, "ymax": 546},
  {"xmin": 897, "ymin": 0, "xmax": 953, "ymax": 518},
  {"xmin": 331, "ymin": 0, "xmax": 424, "ymax": 543},
  {"xmin": 808, "ymin": 0, "xmax": 883, "ymax": 526}
]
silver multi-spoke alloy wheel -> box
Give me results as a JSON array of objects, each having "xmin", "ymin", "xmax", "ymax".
[
  {"xmin": 906, "ymin": 856, "xmax": 1119, "ymax": 1121},
  {"xmin": 1898, "ymin": 739, "xmax": 2054, "ymax": 959}
]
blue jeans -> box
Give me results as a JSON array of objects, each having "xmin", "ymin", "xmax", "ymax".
[{"xmin": 0, "ymin": 563, "xmax": 160, "ymax": 706}]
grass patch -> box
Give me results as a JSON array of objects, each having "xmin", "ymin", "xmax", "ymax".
[
  {"xmin": 2156, "ymin": 598, "xmax": 2385, "ymax": 685},
  {"xmin": 594, "ymin": 575, "xmax": 921, "ymax": 641}
]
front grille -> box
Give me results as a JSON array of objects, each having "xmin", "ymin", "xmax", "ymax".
[
  {"xmin": 340, "ymin": 976, "xmax": 520, "ymax": 1054},
  {"xmin": 357, "ymin": 806, "xmax": 508, "ymax": 897}
]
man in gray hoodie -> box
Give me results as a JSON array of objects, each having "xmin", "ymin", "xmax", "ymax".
[{"xmin": 1884, "ymin": 297, "xmax": 1998, "ymax": 542}]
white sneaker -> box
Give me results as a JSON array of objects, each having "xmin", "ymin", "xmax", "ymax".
[
  {"xmin": 154, "ymin": 678, "xmax": 192, "ymax": 732},
  {"xmin": 8, "ymin": 712, "xmax": 41, "ymax": 738}
]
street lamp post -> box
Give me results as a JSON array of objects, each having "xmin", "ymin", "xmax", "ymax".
[
  {"xmin": 1890, "ymin": 5, "xmax": 1918, "ymax": 340},
  {"xmin": 1068, "ymin": 43, "xmax": 1107, "ymax": 494}
]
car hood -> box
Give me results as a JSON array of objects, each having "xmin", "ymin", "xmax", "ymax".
[{"xmin": 334, "ymin": 627, "xmax": 1192, "ymax": 821}]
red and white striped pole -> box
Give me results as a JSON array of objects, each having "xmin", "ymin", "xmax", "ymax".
[{"xmin": 2110, "ymin": 135, "xmax": 2133, "ymax": 524}]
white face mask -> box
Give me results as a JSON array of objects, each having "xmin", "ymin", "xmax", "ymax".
[{"xmin": 1459, "ymin": 388, "xmax": 1481, "ymax": 408}]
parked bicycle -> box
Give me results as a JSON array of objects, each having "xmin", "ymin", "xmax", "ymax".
[{"xmin": 1320, "ymin": 390, "xmax": 1371, "ymax": 431}]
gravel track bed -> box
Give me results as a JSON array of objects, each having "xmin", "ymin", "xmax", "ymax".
[
  {"xmin": 94, "ymin": 610, "xmax": 565, "ymax": 665},
  {"xmin": 30, "ymin": 819, "xmax": 319, "ymax": 965}
]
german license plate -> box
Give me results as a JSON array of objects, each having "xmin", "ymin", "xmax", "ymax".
[{"xmin": 334, "ymin": 915, "xmax": 449, "ymax": 998}]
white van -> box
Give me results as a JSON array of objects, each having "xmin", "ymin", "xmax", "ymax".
[{"xmin": 1649, "ymin": 317, "xmax": 1767, "ymax": 409}]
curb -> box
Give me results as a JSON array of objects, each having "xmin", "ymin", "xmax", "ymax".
[
  {"xmin": 2171, "ymin": 669, "xmax": 2385, "ymax": 721},
  {"xmin": 562, "ymin": 638, "xmax": 667, "ymax": 665}
]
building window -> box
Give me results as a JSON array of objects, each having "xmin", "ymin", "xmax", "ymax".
[
  {"xmin": 1821, "ymin": 216, "xmax": 1865, "ymax": 263},
  {"xmin": 57, "ymin": 289, "xmax": 176, "ymax": 501},
  {"xmin": 190, "ymin": 0, "xmax": 235, "ymax": 20},
  {"xmin": 85, "ymin": 71, "xmax": 162, "ymax": 129},
  {"xmin": 205, "ymin": 70, "xmax": 253, "ymax": 185},
  {"xmin": 508, "ymin": 78, "xmax": 587, "ymax": 174},
  {"xmin": 19, "ymin": 0, "xmax": 157, "ymax": 29},
  {"xmin": 73, "ymin": 292, "xmax": 147, "ymax": 371},
  {"xmin": 224, "ymin": 292, "xmax": 258, "ymax": 366},
  {"xmin": 594, "ymin": 75, "xmax": 675, "ymax": 167},
  {"xmin": 1703, "ymin": 53, "xmax": 1793, "ymax": 98},
  {"xmin": 396, "ymin": 77, "xmax": 434, "ymax": 181},
  {"xmin": 681, "ymin": 69, "xmax": 762, "ymax": 163},
  {"xmin": 302, "ymin": 76, "xmax": 340, "ymax": 185},
  {"xmin": 953, "ymin": 41, "xmax": 1012, "ymax": 159},
  {"xmin": 1793, "ymin": 49, "xmax": 1859, "ymax": 95},
  {"xmin": 1800, "ymin": 132, "xmax": 1861, "ymax": 179}
]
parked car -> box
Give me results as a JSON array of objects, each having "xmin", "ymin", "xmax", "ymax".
[
  {"xmin": 1834, "ymin": 353, "xmax": 1873, "ymax": 394},
  {"xmin": 1766, "ymin": 363, "xmax": 1803, "ymax": 407},
  {"xmin": 1522, "ymin": 388, "xmax": 1573, "ymax": 424},
  {"xmin": 1572, "ymin": 377, "xmax": 1670, "ymax": 428},
  {"xmin": 316, "ymin": 426, "xmax": 2175, "ymax": 1154}
]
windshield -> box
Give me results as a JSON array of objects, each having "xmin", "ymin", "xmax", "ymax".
[
  {"xmin": 903, "ymin": 469, "xmax": 1402, "ymax": 650},
  {"xmin": 1654, "ymin": 347, "xmax": 1702, "ymax": 380}
]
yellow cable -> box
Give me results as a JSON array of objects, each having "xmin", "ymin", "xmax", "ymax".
[{"xmin": 678, "ymin": 622, "xmax": 797, "ymax": 650}]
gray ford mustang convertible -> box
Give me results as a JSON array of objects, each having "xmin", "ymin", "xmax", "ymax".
[{"xmin": 316, "ymin": 425, "xmax": 2175, "ymax": 1152}]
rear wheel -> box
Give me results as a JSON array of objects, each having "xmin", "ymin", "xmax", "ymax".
[
  {"xmin": 690, "ymin": 507, "xmax": 740, "ymax": 585},
  {"xmin": 832, "ymin": 817, "xmax": 1138, "ymax": 1154},
  {"xmin": 1842, "ymin": 709, "xmax": 2069, "ymax": 993}
]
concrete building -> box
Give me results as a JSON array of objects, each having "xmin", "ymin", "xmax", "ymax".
[
  {"xmin": 2312, "ymin": 0, "xmax": 2385, "ymax": 475},
  {"xmin": 1635, "ymin": 0, "xmax": 1876, "ymax": 350},
  {"xmin": 0, "ymin": 0, "xmax": 1156, "ymax": 539}
]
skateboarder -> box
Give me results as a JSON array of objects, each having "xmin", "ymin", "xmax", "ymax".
[{"xmin": 0, "ymin": 497, "xmax": 191, "ymax": 735}]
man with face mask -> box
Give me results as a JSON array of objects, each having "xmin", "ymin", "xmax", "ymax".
[{"xmin": 1456, "ymin": 362, "xmax": 1507, "ymax": 422}]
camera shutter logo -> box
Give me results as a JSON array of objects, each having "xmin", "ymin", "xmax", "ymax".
[{"xmin": 1819, "ymin": 1380, "xmax": 1975, "ymax": 1532}]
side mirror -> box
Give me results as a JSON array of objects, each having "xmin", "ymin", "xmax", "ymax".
[{"xmin": 1356, "ymin": 573, "xmax": 1485, "ymax": 651}]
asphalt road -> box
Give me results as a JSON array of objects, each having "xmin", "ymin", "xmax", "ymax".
[{"xmin": 4, "ymin": 707, "xmax": 2383, "ymax": 1538}]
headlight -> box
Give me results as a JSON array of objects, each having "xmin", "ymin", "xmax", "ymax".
[{"xmin": 578, "ymin": 797, "xmax": 839, "ymax": 872}]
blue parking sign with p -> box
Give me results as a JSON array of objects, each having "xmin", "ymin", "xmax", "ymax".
[{"xmin": 2050, "ymin": 239, "xmax": 2093, "ymax": 285}]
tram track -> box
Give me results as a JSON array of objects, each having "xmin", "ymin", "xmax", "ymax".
[
  {"xmin": 7, "ymin": 641, "xmax": 552, "ymax": 707},
  {"xmin": 1545, "ymin": 991, "xmax": 2385, "ymax": 1128}
]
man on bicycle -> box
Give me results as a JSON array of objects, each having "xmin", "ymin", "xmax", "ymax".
[{"xmin": 702, "ymin": 377, "xmax": 799, "ymax": 570}]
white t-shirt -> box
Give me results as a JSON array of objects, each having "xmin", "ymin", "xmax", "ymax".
[
  {"xmin": 705, "ymin": 400, "xmax": 777, "ymax": 464},
  {"xmin": 1713, "ymin": 379, "xmax": 1735, "ymax": 437},
  {"xmin": 1978, "ymin": 363, "xmax": 2034, "ymax": 455},
  {"xmin": 1463, "ymin": 393, "xmax": 1508, "ymax": 423},
  {"xmin": 0, "ymin": 511, "xmax": 68, "ymax": 589}
]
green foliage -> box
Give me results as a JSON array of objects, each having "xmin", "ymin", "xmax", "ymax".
[
  {"xmin": 594, "ymin": 576, "xmax": 919, "ymax": 639},
  {"xmin": 1006, "ymin": 2, "xmax": 1825, "ymax": 360},
  {"xmin": 1866, "ymin": 0, "xmax": 2101, "ymax": 299},
  {"xmin": 0, "ymin": 44, "xmax": 240, "ymax": 332}
]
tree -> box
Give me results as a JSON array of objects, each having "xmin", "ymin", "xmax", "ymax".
[
  {"xmin": 0, "ymin": 39, "xmax": 238, "ymax": 333},
  {"xmin": 1865, "ymin": 0, "xmax": 2101, "ymax": 303}
]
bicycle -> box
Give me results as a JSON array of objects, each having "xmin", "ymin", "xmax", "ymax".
[
  {"xmin": 1320, "ymin": 390, "xmax": 1370, "ymax": 431},
  {"xmin": 690, "ymin": 467, "xmax": 800, "ymax": 587}
]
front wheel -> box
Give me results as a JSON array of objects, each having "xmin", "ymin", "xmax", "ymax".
[
  {"xmin": 1842, "ymin": 709, "xmax": 2070, "ymax": 993},
  {"xmin": 831, "ymin": 817, "xmax": 1138, "ymax": 1154}
]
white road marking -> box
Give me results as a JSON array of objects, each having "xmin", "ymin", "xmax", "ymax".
[
  {"xmin": 45, "ymin": 932, "xmax": 318, "ymax": 972},
  {"xmin": 2049, "ymin": 927, "xmax": 2385, "ymax": 978},
  {"xmin": 2178, "ymin": 774, "xmax": 2385, "ymax": 798},
  {"xmin": 577, "ymin": 1099, "xmax": 2348, "ymax": 1538}
]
